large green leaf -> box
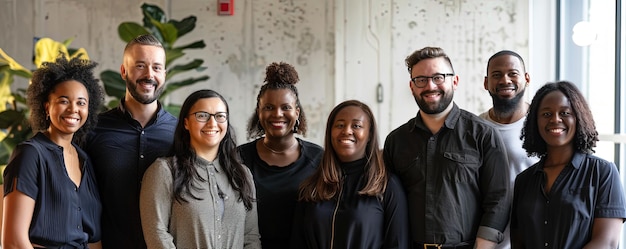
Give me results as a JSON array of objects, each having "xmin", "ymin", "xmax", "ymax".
[
  {"xmin": 166, "ymin": 59, "xmax": 205, "ymax": 79},
  {"xmin": 141, "ymin": 3, "xmax": 167, "ymax": 28},
  {"xmin": 170, "ymin": 16, "xmax": 197, "ymax": 37},
  {"xmin": 118, "ymin": 22, "xmax": 150, "ymax": 43},
  {"xmin": 165, "ymin": 49, "xmax": 185, "ymax": 68},
  {"xmin": 0, "ymin": 110, "xmax": 24, "ymax": 129},
  {"xmin": 146, "ymin": 14, "xmax": 178, "ymax": 47},
  {"xmin": 173, "ymin": 40, "xmax": 206, "ymax": 50},
  {"xmin": 100, "ymin": 70, "xmax": 126, "ymax": 99},
  {"xmin": 161, "ymin": 76, "xmax": 210, "ymax": 99},
  {"xmin": 0, "ymin": 71, "xmax": 14, "ymax": 112}
]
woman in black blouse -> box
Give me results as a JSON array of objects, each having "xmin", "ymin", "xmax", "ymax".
[
  {"xmin": 291, "ymin": 100, "xmax": 410, "ymax": 249},
  {"xmin": 2, "ymin": 56, "xmax": 104, "ymax": 249}
]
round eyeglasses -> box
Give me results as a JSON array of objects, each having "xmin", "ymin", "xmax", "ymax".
[
  {"xmin": 190, "ymin": 111, "xmax": 228, "ymax": 123},
  {"xmin": 411, "ymin": 73, "xmax": 454, "ymax": 88}
]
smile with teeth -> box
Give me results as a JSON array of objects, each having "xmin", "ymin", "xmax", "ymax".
[
  {"xmin": 548, "ymin": 128, "xmax": 566, "ymax": 134},
  {"xmin": 202, "ymin": 130, "xmax": 219, "ymax": 135},
  {"xmin": 339, "ymin": 139, "xmax": 355, "ymax": 144},
  {"xmin": 62, "ymin": 117, "xmax": 80, "ymax": 125}
]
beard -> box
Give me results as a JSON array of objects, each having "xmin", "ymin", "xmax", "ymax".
[
  {"xmin": 414, "ymin": 89, "xmax": 454, "ymax": 114},
  {"xmin": 125, "ymin": 76, "xmax": 164, "ymax": 104},
  {"xmin": 490, "ymin": 87, "xmax": 526, "ymax": 114}
]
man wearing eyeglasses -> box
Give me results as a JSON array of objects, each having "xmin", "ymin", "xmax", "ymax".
[
  {"xmin": 383, "ymin": 47, "xmax": 510, "ymax": 249},
  {"xmin": 479, "ymin": 50, "xmax": 539, "ymax": 249},
  {"xmin": 84, "ymin": 34, "xmax": 178, "ymax": 249}
]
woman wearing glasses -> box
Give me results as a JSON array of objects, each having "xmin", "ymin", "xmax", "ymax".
[
  {"xmin": 139, "ymin": 89, "xmax": 261, "ymax": 249},
  {"xmin": 237, "ymin": 62, "xmax": 323, "ymax": 248}
]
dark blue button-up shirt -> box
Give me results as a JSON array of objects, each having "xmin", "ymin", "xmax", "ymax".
[
  {"xmin": 4, "ymin": 132, "xmax": 102, "ymax": 247},
  {"xmin": 84, "ymin": 100, "xmax": 176, "ymax": 249}
]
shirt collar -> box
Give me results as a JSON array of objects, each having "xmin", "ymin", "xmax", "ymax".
[{"xmin": 411, "ymin": 103, "xmax": 460, "ymax": 132}]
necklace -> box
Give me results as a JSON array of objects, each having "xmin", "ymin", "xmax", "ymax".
[{"xmin": 262, "ymin": 139, "xmax": 298, "ymax": 154}]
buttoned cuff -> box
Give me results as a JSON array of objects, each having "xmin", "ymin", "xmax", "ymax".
[{"xmin": 477, "ymin": 226, "xmax": 504, "ymax": 243}]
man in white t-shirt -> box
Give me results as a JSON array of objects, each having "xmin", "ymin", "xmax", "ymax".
[{"xmin": 479, "ymin": 50, "xmax": 539, "ymax": 249}]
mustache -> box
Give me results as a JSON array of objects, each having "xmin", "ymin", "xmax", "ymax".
[
  {"xmin": 420, "ymin": 89, "xmax": 444, "ymax": 97},
  {"xmin": 137, "ymin": 79, "xmax": 157, "ymax": 85}
]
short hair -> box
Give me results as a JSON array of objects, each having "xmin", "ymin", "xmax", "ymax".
[
  {"xmin": 405, "ymin": 47, "xmax": 455, "ymax": 74},
  {"xmin": 521, "ymin": 81, "xmax": 598, "ymax": 157},
  {"xmin": 123, "ymin": 34, "xmax": 164, "ymax": 54},
  {"xmin": 298, "ymin": 100, "xmax": 388, "ymax": 202},
  {"xmin": 27, "ymin": 56, "xmax": 104, "ymax": 146},
  {"xmin": 246, "ymin": 62, "xmax": 308, "ymax": 139},
  {"xmin": 486, "ymin": 50, "xmax": 526, "ymax": 74}
]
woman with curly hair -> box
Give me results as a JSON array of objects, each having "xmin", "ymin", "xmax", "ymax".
[
  {"xmin": 237, "ymin": 62, "xmax": 323, "ymax": 248},
  {"xmin": 511, "ymin": 81, "xmax": 626, "ymax": 249},
  {"xmin": 140, "ymin": 89, "xmax": 260, "ymax": 248},
  {"xmin": 290, "ymin": 100, "xmax": 409, "ymax": 249},
  {"xmin": 2, "ymin": 56, "xmax": 105, "ymax": 249}
]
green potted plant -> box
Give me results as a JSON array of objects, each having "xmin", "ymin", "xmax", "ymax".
[
  {"xmin": 0, "ymin": 38, "xmax": 90, "ymax": 165},
  {"xmin": 100, "ymin": 3, "xmax": 209, "ymax": 116}
]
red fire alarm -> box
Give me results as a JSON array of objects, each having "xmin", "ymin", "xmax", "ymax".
[{"xmin": 218, "ymin": 0, "xmax": 234, "ymax": 16}]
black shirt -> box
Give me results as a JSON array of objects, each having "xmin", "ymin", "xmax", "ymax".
[
  {"xmin": 83, "ymin": 101, "xmax": 177, "ymax": 249},
  {"xmin": 238, "ymin": 138, "xmax": 323, "ymax": 249},
  {"xmin": 383, "ymin": 104, "xmax": 510, "ymax": 245},
  {"xmin": 511, "ymin": 152, "xmax": 626, "ymax": 249},
  {"xmin": 290, "ymin": 158, "xmax": 410, "ymax": 249}
]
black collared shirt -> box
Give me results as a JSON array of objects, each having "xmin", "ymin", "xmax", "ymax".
[
  {"xmin": 84, "ymin": 100, "xmax": 177, "ymax": 249},
  {"xmin": 383, "ymin": 103, "xmax": 510, "ymax": 245},
  {"xmin": 511, "ymin": 152, "xmax": 626, "ymax": 249},
  {"xmin": 4, "ymin": 132, "xmax": 102, "ymax": 247}
]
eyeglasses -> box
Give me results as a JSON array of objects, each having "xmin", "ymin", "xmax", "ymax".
[
  {"xmin": 189, "ymin": 111, "xmax": 228, "ymax": 123},
  {"xmin": 411, "ymin": 73, "xmax": 454, "ymax": 88}
]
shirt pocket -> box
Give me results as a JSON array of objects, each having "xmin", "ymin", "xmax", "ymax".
[
  {"xmin": 443, "ymin": 151, "xmax": 480, "ymax": 183},
  {"xmin": 564, "ymin": 187, "xmax": 594, "ymax": 220}
]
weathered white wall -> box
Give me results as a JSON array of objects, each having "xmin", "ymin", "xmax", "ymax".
[{"xmin": 1, "ymin": 0, "xmax": 532, "ymax": 146}]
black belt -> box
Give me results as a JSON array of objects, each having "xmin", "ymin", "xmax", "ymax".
[{"xmin": 413, "ymin": 241, "xmax": 473, "ymax": 249}]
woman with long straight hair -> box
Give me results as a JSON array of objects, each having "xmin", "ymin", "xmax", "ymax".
[{"xmin": 140, "ymin": 89, "xmax": 260, "ymax": 249}]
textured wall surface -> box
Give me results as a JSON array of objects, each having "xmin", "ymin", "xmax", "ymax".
[{"xmin": 0, "ymin": 0, "xmax": 529, "ymax": 145}]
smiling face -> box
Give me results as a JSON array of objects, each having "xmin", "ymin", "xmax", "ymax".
[
  {"xmin": 484, "ymin": 54, "xmax": 530, "ymax": 112},
  {"xmin": 45, "ymin": 80, "xmax": 89, "ymax": 136},
  {"xmin": 537, "ymin": 90, "xmax": 576, "ymax": 150},
  {"xmin": 121, "ymin": 44, "xmax": 166, "ymax": 104},
  {"xmin": 258, "ymin": 88, "xmax": 300, "ymax": 139},
  {"xmin": 330, "ymin": 105, "xmax": 370, "ymax": 162},
  {"xmin": 409, "ymin": 57, "xmax": 458, "ymax": 114},
  {"xmin": 184, "ymin": 97, "xmax": 228, "ymax": 152}
]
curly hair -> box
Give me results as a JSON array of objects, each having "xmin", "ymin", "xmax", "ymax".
[
  {"xmin": 171, "ymin": 89, "xmax": 255, "ymax": 210},
  {"xmin": 246, "ymin": 62, "xmax": 308, "ymax": 139},
  {"xmin": 26, "ymin": 56, "xmax": 104, "ymax": 146},
  {"xmin": 405, "ymin": 47, "xmax": 455, "ymax": 74},
  {"xmin": 299, "ymin": 100, "xmax": 388, "ymax": 202},
  {"xmin": 521, "ymin": 81, "xmax": 598, "ymax": 157}
]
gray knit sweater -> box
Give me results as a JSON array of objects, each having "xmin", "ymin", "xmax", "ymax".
[{"xmin": 140, "ymin": 156, "xmax": 261, "ymax": 249}]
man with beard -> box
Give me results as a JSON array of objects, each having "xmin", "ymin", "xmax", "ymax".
[
  {"xmin": 84, "ymin": 34, "xmax": 177, "ymax": 249},
  {"xmin": 383, "ymin": 47, "xmax": 510, "ymax": 249},
  {"xmin": 479, "ymin": 50, "xmax": 539, "ymax": 249}
]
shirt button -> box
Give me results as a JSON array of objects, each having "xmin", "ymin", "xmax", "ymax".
[
  {"xmin": 141, "ymin": 131, "xmax": 145, "ymax": 135},
  {"xmin": 544, "ymin": 220, "xmax": 547, "ymax": 224},
  {"xmin": 544, "ymin": 242, "xmax": 548, "ymax": 247},
  {"xmin": 74, "ymin": 187, "xmax": 78, "ymax": 191},
  {"xmin": 140, "ymin": 154, "xmax": 144, "ymax": 159},
  {"xmin": 78, "ymin": 207, "xmax": 82, "ymax": 211}
]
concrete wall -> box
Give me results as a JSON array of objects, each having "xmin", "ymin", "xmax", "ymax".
[{"xmin": 1, "ymin": 0, "xmax": 533, "ymax": 146}]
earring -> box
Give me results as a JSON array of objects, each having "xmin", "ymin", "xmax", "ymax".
[{"xmin": 293, "ymin": 119, "xmax": 300, "ymax": 133}]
